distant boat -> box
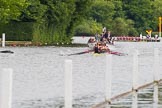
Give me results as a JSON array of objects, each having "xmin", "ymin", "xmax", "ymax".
[{"xmin": 0, "ymin": 50, "xmax": 14, "ymax": 53}]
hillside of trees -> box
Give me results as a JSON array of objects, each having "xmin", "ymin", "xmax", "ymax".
[{"xmin": 0, "ymin": 0, "xmax": 162, "ymax": 44}]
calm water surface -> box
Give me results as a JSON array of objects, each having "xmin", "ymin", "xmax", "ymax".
[{"xmin": 0, "ymin": 42, "xmax": 162, "ymax": 108}]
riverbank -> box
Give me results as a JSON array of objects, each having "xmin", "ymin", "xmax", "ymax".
[{"xmin": 1, "ymin": 41, "xmax": 88, "ymax": 47}]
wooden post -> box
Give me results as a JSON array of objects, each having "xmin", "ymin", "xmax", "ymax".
[
  {"xmin": 0, "ymin": 69, "xmax": 13, "ymax": 108},
  {"xmin": 64, "ymin": 60, "xmax": 72, "ymax": 108},
  {"xmin": 132, "ymin": 50, "xmax": 139, "ymax": 108},
  {"xmin": 2, "ymin": 33, "xmax": 5, "ymax": 47},
  {"xmin": 105, "ymin": 55, "xmax": 112, "ymax": 103},
  {"xmin": 159, "ymin": 17, "xmax": 161, "ymax": 37}
]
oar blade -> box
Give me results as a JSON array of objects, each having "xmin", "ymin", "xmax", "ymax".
[
  {"xmin": 109, "ymin": 51, "xmax": 127, "ymax": 56},
  {"xmin": 67, "ymin": 50, "xmax": 94, "ymax": 56}
]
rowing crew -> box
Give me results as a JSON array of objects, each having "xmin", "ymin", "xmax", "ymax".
[
  {"xmin": 94, "ymin": 42, "xmax": 110, "ymax": 54},
  {"xmin": 88, "ymin": 36, "xmax": 114, "ymax": 45}
]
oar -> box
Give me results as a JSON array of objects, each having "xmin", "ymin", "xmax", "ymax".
[
  {"xmin": 67, "ymin": 49, "xmax": 94, "ymax": 56},
  {"xmin": 109, "ymin": 50, "xmax": 127, "ymax": 56}
]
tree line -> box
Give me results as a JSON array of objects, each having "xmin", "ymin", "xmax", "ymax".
[{"xmin": 0, "ymin": 0, "xmax": 162, "ymax": 44}]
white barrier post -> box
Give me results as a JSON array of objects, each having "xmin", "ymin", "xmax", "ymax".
[
  {"xmin": 153, "ymin": 48, "xmax": 159, "ymax": 81},
  {"xmin": 132, "ymin": 50, "xmax": 139, "ymax": 90},
  {"xmin": 132, "ymin": 50, "xmax": 139, "ymax": 108},
  {"xmin": 2, "ymin": 33, "xmax": 5, "ymax": 47},
  {"xmin": 105, "ymin": 55, "xmax": 112, "ymax": 103},
  {"xmin": 153, "ymin": 83, "xmax": 158, "ymax": 108},
  {"xmin": 64, "ymin": 60, "xmax": 72, "ymax": 108},
  {"xmin": 0, "ymin": 69, "xmax": 13, "ymax": 108},
  {"xmin": 153, "ymin": 48, "xmax": 159, "ymax": 106},
  {"xmin": 132, "ymin": 91, "xmax": 138, "ymax": 108}
]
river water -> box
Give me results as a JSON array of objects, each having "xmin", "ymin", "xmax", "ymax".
[{"xmin": 0, "ymin": 38, "xmax": 162, "ymax": 108}]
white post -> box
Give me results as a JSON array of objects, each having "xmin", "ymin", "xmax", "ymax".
[
  {"xmin": 153, "ymin": 48, "xmax": 159, "ymax": 81},
  {"xmin": 64, "ymin": 60, "xmax": 72, "ymax": 108},
  {"xmin": 0, "ymin": 68, "xmax": 13, "ymax": 108},
  {"xmin": 132, "ymin": 50, "xmax": 139, "ymax": 90},
  {"xmin": 153, "ymin": 48, "xmax": 159, "ymax": 106},
  {"xmin": 153, "ymin": 83, "xmax": 158, "ymax": 107},
  {"xmin": 105, "ymin": 55, "xmax": 112, "ymax": 102},
  {"xmin": 2, "ymin": 33, "xmax": 5, "ymax": 47},
  {"xmin": 132, "ymin": 91, "xmax": 138, "ymax": 108},
  {"xmin": 132, "ymin": 50, "xmax": 139, "ymax": 108}
]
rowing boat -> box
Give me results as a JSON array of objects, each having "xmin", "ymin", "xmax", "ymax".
[
  {"xmin": 93, "ymin": 53, "xmax": 106, "ymax": 56},
  {"xmin": 88, "ymin": 41, "xmax": 115, "ymax": 50}
]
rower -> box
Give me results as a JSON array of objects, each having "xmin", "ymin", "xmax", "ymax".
[
  {"xmin": 94, "ymin": 42, "xmax": 110, "ymax": 53},
  {"xmin": 99, "ymin": 43, "xmax": 108, "ymax": 53},
  {"xmin": 103, "ymin": 43, "xmax": 110, "ymax": 53},
  {"xmin": 88, "ymin": 37, "xmax": 96, "ymax": 43},
  {"xmin": 94, "ymin": 42, "xmax": 102, "ymax": 53},
  {"xmin": 94, "ymin": 43, "xmax": 99, "ymax": 53}
]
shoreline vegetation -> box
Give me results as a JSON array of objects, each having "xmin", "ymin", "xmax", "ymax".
[
  {"xmin": 1, "ymin": 1, "xmax": 162, "ymax": 45},
  {"xmin": 1, "ymin": 41, "xmax": 88, "ymax": 47}
]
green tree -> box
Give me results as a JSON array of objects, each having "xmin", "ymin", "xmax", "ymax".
[
  {"xmin": 74, "ymin": 19, "xmax": 102, "ymax": 36},
  {"xmin": 0, "ymin": 0, "xmax": 28, "ymax": 23},
  {"xmin": 23, "ymin": 0, "xmax": 93, "ymax": 43},
  {"xmin": 123, "ymin": 0, "xmax": 154, "ymax": 32},
  {"xmin": 19, "ymin": 0, "xmax": 47, "ymax": 23},
  {"xmin": 112, "ymin": 17, "xmax": 138, "ymax": 36},
  {"xmin": 112, "ymin": 1, "xmax": 125, "ymax": 18},
  {"xmin": 66, "ymin": 0, "xmax": 93, "ymax": 37},
  {"xmin": 90, "ymin": 0, "xmax": 115, "ymax": 26},
  {"xmin": 151, "ymin": 0, "xmax": 162, "ymax": 31}
]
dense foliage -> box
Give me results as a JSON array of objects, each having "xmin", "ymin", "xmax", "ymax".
[
  {"xmin": 0, "ymin": 0, "xmax": 162, "ymax": 43},
  {"xmin": 0, "ymin": 0, "xmax": 28, "ymax": 23}
]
